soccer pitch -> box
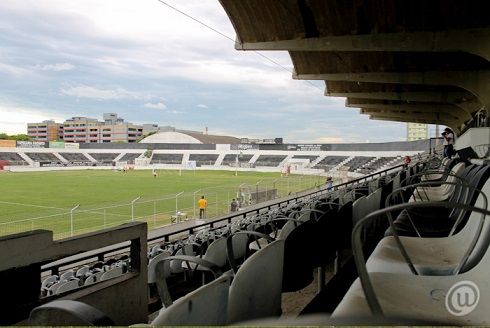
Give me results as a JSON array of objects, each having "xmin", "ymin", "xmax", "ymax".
[{"xmin": 0, "ymin": 169, "xmax": 322, "ymax": 239}]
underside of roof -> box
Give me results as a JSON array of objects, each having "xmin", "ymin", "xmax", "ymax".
[{"xmin": 219, "ymin": 0, "xmax": 490, "ymax": 133}]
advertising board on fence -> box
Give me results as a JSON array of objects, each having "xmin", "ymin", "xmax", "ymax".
[
  {"xmin": 0, "ymin": 140, "xmax": 16, "ymax": 148},
  {"xmin": 49, "ymin": 141, "xmax": 65, "ymax": 148},
  {"xmin": 16, "ymin": 141, "xmax": 46, "ymax": 148},
  {"xmin": 64, "ymin": 142, "xmax": 80, "ymax": 149}
]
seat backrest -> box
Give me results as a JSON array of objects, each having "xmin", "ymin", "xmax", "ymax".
[
  {"xmin": 460, "ymin": 169, "xmax": 490, "ymax": 272},
  {"xmin": 352, "ymin": 196, "xmax": 368, "ymax": 225},
  {"xmin": 59, "ymin": 270, "xmax": 74, "ymax": 282},
  {"xmin": 227, "ymin": 240, "xmax": 285, "ymax": 324},
  {"xmin": 366, "ymin": 187, "xmax": 382, "ymax": 214},
  {"xmin": 148, "ymin": 250, "xmax": 171, "ymax": 283},
  {"xmin": 204, "ymin": 237, "xmax": 227, "ymax": 267},
  {"xmin": 278, "ymin": 219, "xmax": 300, "ymax": 240},
  {"xmin": 29, "ymin": 300, "xmax": 114, "ymax": 326},
  {"xmin": 231, "ymin": 233, "xmax": 249, "ymax": 260},
  {"xmin": 55, "ymin": 279, "xmax": 80, "ymax": 294},
  {"xmin": 170, "ymin": 244, "xmax": 193, "ymax": 273},
  {"xmin": 100, "ymin": 267, "xmax": 124, "ymax": 281},
  {"xmin": 151, "ymin": 274, "xmax": 231, "ymax": 326}
]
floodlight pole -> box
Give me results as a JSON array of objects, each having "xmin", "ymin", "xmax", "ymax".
[
  {"xmin": 70, "ymin": 204, "xmax": 80, "ymax": 237},
  {"xmin": 175, "ymin": 191, "xmax": 184, "ymax": 214},
  {"xmin": 131, "ymin": 196, "xmax": 141, "ymax": 222}
]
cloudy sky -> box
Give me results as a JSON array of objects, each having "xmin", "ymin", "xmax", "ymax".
[{"xmin": 0, "ymin": 0, "xmax": 418, "ymax": 143}]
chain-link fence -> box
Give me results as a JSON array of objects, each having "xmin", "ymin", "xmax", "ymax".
[{"xmin": 0, "ymin": 174, "xmax": 323, "ymax": 239}]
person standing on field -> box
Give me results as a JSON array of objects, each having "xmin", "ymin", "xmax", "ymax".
[{"xmin": 198, "ymin": 195, "xmax": 207, "ymax": 219}]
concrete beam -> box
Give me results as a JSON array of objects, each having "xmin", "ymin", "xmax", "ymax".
[
  {"xmin": 235, "ymin": 28, "xmax": 490, "ymax": 61},
  {"xmin": 294, "ymin": 70, "xmax": 490, "ymax": 105},
  {"xmin": 325, "ymin": 90, "xmax": 467, "ymax": 103},
  {"xmin": 346, "ymin": 100, "xmax": 470, "ymax": 120},
  {"xmin": 360, "ymin": 108, "xmax": 460, "ymax": 123},
  {"xmin": 367, "ymin": 114, "xmax": 459, "ymax": 130}
]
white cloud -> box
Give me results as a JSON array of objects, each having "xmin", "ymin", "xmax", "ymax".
[
  {"xmin": 61, "ymin": 85, "xmax": 151, "ymax": 100},
  {"xmin": 36, "ymin": 63, "xmax": 75, "ymax": 71},
  {"xmin": 144, "ymin": 102, "xmax": 167, "ymax": 110},
  {"xmin": 196, "ymin": 104, "xmax": 208, "ymax": 109},
  {"xmin": 0, "ymin": 102, "xmax": 65, "ymax": 134}
]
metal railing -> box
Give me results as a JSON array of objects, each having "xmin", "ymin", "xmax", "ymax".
[{"xmin": 39, "ymin": 162, "xmax": 408, "ymax": 275}]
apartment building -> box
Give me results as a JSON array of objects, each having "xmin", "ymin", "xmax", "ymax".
[
  {"xmin": 27, "ymin": 120, "xmax": 63, "ymax": 142},
  {"xmin": 28, "ymin": 114, "xmax": 143, "ymax": 143}
]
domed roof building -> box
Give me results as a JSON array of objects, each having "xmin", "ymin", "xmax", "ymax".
[{"xmin": 140, "ymin": 131, "xmax": 240, "ymax": 144}]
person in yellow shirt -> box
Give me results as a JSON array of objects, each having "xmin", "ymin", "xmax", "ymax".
[{"xmin": 198, "ymin": 195, "xmax": 207, "ymax": 219}]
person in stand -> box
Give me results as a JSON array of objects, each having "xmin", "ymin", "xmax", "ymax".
[
  {"xmin": 404, "ymin": 155, "xmax": 412, "ymax": 167},
  {"xmin": 442, "ymin": 127, "xmax": 455, "ymax": 159},
  {"xmin": 325, "ymin": 177, "xmax": 333, "ymax": 191},
  {"xmin": 198, "ymin": 195, "xmax": 207, "ymax": 219},
  {"xmin": 230, "ymin": 198, "xmax": 239, "ymax": 212}
]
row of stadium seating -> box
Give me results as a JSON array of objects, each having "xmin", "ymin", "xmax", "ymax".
[
  {"xmin": 30, "ymin": 155, "xmax": 490, "ymax": 325},
  {"xmin": 29, "ymin": 159, "xmax": 414, "ymax": 324},
  {"xmin": 2, "ymin": 151, "xmax": 406, "ymax": 174},
  {"xmin": 41, "ymin": 256, "xmax": 130, "ymax": 297}
]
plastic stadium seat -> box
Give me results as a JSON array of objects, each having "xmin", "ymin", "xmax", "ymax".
[
  {"xmin": 227, "ymin": 240, "xmax": 285, "ymax": 324},
  {"xmin": 333, "ymin": 175, "xmax": 490, "ymax": 324},
  {"xmin": 29, "ymin": 300, "xmax": 114, "ymax": 326},
  {"xmin": 151, "ymin": 274, "xmax": 232, "ymax": 325},
  {"xmin": 55, "ymin": 278, "xmax": 80, "ymax": 294}
]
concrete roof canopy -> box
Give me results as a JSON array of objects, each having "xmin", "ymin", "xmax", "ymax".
[{"xmin": 219, "ymin": 0, "xmax": 490, "ymax": 132}]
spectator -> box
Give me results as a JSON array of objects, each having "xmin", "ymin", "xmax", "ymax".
[
  {"xmin": 230, "ymin": 198, "xmax": 239, "ymax": 212},
  {"xmin": 198, "ymin": 195, "xmax": 207, "ymax": 219},
  {"xmin": 404, "ymin": 155, "xmax": 411, "ymax": 167},
  {"xmin": 442, "ymin": 127, "xmax": 456, "ymax": 159},
  {"xmin": 325, "ymin": 177, "xmax": 333, "ymax": 191}
]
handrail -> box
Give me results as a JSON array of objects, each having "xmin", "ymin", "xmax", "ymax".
[{"xmin": 41, "ymin": 162, "xmax": 408, "ymax": 274}]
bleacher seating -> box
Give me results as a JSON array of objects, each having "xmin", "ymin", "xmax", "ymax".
[
  {"xmin": 331, "ymin": 160, "xmax": 490, "ymax": 325},
  {"xmin": 292, "ymin": 155, "xmax": 319, "ymax": 163},
  {"xmin": 118, "ymin": 153, "xmax": 142, "ymax": 162},
  {"xmin": 150, "ymin": 153, "xmax": 183, "ymax": 164},
  {"xmin": 357, "ymin": 157, "xmax": 397, "ymax": 174},
  {"xmin": 222, "ymin": 154, "xmax": 254, "ymax": 166},
  {"xmin": 343, "ymin": 156, "xmax": 375, "ymax": 171},
  {"xmin": 41, "ymin": 257, "xmax": 130, "ymax": 297},
  {"xmin": 189, "ymin": 154, "xmax": 219, "ymax": 167},
  {"xmin": 59, "ymin": 153, "xmax": 91, "ymax": 162},
  {"xmin": 25, "ymin": 152, "xmax": 60, "ymax": 162},
  {"xmin": 27, "ymin": 155, "xmax": 490, "ymax": 326},
  {"xmin": 313, "ymin": 156, "xmax": 348, "ymax": 171},
  {"xmin": 0, "ymin": 152, "xmax": 27, "ymax": 165},
  {"xmin": 88, "ymin": 153, "xmax": 120, "ymax": 162},
  {"xmin": 254, "ymin": 155, "xmax": 287, "ymax": 167}
]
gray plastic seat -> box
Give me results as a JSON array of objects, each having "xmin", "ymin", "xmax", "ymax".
[
  {"xmin": 151, "ymin": 274, "xmax": 231, "ymax": 325},
  {"xmin": 55, "ymin": 278, "xmax": 80, "ymax": 294},
  {"xmin": 148, "ymin": 250, "xmax": 171, "ymax": 283},
  {"xmin": 100, "ymin": 266, "xmax": 124, "ymax": 281},
  {"xmin": 227, "ymin": 239, "xmax": 285, "ymax": 324},
  {"xmin": 367, "ymin": 170, "xmax": 490, "ymax": 275}
]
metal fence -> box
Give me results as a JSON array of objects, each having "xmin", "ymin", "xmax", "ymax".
[{"xmin": 0, "ymin": 174, "xmax": 323, "ymax": 239}]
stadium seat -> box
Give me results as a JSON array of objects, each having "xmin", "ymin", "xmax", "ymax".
[
  {"xmin": 227, "ymin": 239, "xmax": 285, "ymax": 324},
  {"xmin": 29, "ymin": 300, "xmax": 114, "ymax": 326},
  {"xmin": 151, "ymin": 274, "xmax": 232, "ymax": 325}
]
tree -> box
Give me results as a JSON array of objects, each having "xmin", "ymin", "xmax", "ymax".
[{"xmin": 0, "ymin": 133, "xmax": 8, "ymax": 140}]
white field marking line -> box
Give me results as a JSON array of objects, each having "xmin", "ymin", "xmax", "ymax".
[{"xmin": 0, "ymin": 200, "xmax": 69, "ymax": 211}]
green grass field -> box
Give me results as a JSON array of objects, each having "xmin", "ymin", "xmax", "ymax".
[{"xmin": 0, "ymin": 169, "xmax": 322, "ymax": 239}]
